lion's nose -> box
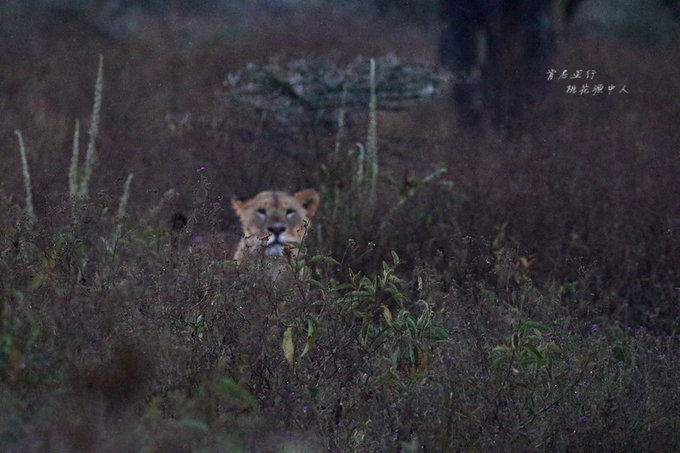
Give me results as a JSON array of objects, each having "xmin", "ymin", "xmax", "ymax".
[{"xmin": 268, "ymin": 224, "xmax": 286, "ymax": 236}]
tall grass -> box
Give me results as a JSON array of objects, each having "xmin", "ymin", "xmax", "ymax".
[
  {"xmin": 366, "ymin": 58, "xmax": 378, "ymax": 206},
  {"xmin": 116, "ymin": 173, "xmax": 134, "ymax": 221},
  {"xmin": 68, "ymin": 119, "xmax": 80, "ymax": 198},
  {"xmin": 14, "ymin": 129, "xmax": 35, "ymax": 221},
  {"xmin": 78, "ymin": 54, "xmax": 104, "ymax": 199}
]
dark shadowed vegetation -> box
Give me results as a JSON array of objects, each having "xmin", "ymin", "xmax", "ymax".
[{"xmin": 1, "ymin": 1, "xmax": 679, "ymax": 451}]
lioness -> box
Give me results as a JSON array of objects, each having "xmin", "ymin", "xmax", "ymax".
[{"xmin": 231, "ymin": 189, "xmax": 320, "ymax": 267}]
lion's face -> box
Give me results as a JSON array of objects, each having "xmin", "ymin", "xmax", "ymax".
[{"xmin": 231, "ymin": 189, "xmax": 320, "ymax": 261}]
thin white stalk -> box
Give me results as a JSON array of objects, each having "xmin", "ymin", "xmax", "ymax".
[
  {"xmin": 15, "ymin": 130, "xmax": 36, "ymax": 220},
  {"xmin": 69, "ymin": 118, "xmax": 80, "ymax": 197},
  {"xmin": 79, "ymin": 54, "xmax": 104, "ymax": 198},
  {"xmin": 114, "ymin": 173, "xmax": 134, "ymax": 241},
  {"xmin": 355, "ymin": 142, "xmax": 365, "ymax": 184},
  {"xmin": 333, "ymin": 84, "xmax": 348, "ymax": 163},
  {"xmin": 14, "ymin": 129, "xmax": 35, "ymax": 219},
  {"xmin": 117, "ymin": 173, "xmax": 134, "ymax": 220},
  {"xmin": 367, "ymin": 58, "xmax": 378, "ymax": 205}
]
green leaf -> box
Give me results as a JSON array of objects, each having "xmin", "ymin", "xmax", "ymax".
[
  {"xmin": 368, "ymin": 327, "xmax": 391, "ymax": 349},
  {"xmin": 300, "ymin": 320, "xmax": 316, "ymax": 358},
  {"xmin": 612, "ymin": 345, "xmax": 626, "ymax": 362},
  {"xmin": 282, "ymin": 327, "xmax": 295, "ymax": 368},
  {"xmin": 416, "ymin": 306, "xmax": 431, "ymax": 330},
  {"xmin": 27, "ymin": 274, "xmax": 45, "ymax": 292},
  {"xmin": 214, "ymin": 378, "xmax": 258, "ymax": 407},
  {"xmin": 523, "ymin": 343, "xmax": 543, "ymax": 361},
  {"xmin": 406, "ymin": 316, "xmax": 417, "ymax": 333},
  {"xmin": 493, "ymin": 345, "xmax": 512, "ymax": 355},
  {"xmin": 179, "ymin": 418, "xmax": 210, "ymax": 434},
  {"xmin": 391, "ymin": 250, "xmax": 400, "ymax": 265},
  {"xmin": 307, "ymin": 278, "xmax": 327, "ymax": 290},
  {"xmin": 546, "ymin": 342, "xmax": 562, "ymax": 355},
  {"xmin": 309, "ymin": 255, "xmax": 341, "ymax": 266},
  {"xmin": 511, "ymin": 332, "xmax": 520, "ymax": 350},
  {"xmin": 390, "ymin": 347, "xmax": 400, "ymax": 365},
  {"xmin": 351, "ymin": 290, "xmax": 375, "ymax": 299},
  {"xmin": 381, "ymin": 305, "xmax": 394, "ymax": 326},
  {"xmin": 522, "ymin": 320, "xmax": 550, "ymax": 331},
  {"xmin": 334, "ymin": 283, "xmax": 355, "ymax": 291},
  {"xmin": 359, "ymin": 276, "xmax": 374, "ymax": 288},
  {"xmin": 359, "ymin": 322, "xmax": 370, "ymax": 347},
  {"xmin": 424, "ymin": 325, "xmax": 450, "ymax": 341}
]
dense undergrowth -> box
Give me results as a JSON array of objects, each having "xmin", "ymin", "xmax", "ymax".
[{"xmin": 1, "ymin": 1, "xmax": 680, "ymax": 452}]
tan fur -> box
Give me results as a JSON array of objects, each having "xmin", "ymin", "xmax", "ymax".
[{"xmin": 231, "ymin": 189, "xmax": 320, "ymax": 266}]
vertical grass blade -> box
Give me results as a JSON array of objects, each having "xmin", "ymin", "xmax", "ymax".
[
  {"xmin": 355, "ymin": 143, "xmax": 365, "ymax": 184},
  {"xmin": 333, "ymin": 84, "xmax": 348, "ymax": 164},
  {"xmin": 15, "ymin": 130, "xmax": 36, "ymax": 220},
  {"xmin": 79, "ymin": 54, "xmax": 104, "ymax": 199},
  {"xmin": 69, "ymin": 118, "xmax": 80, "ymax": 197},
  {"xmin": 113, "ymin": 173, "xmax": 133, "ymax": 241},
  {"xmin": 367, "ymin": 58, "xmax": 378, "ymax": 205},
  {"xmin": 117, "ymin": 173, "xmax": 134, "ymax": 220}
]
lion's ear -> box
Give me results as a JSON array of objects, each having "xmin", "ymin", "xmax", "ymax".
[
  {"xmin": 294, "ymin": 189, "xmax": 320, "ymax": 218},
  {"xmin": 231, "ymin": 198, "xmax": 246, "ymax": 219}
]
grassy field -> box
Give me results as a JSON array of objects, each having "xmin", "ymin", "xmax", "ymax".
[{"xmin": 1, "ymin": 2, "xmax": 679, "ymax": 451}]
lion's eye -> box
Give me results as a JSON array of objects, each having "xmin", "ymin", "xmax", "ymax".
[
  {"xmin": 286, "ymin": 209, "xmax": 296, "ymax": 217},
  {"xmin": 256, "ymin": 209, "xmax": 267, "ymax": 218}
]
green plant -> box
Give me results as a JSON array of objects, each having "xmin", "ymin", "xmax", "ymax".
[
  {"xmin": 336, "ymin": 251, "xmax": 450, "ymax": 372},
  {"xmin": 492, "ymin": 320, "xmax": 562, "ymax": 391}
]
